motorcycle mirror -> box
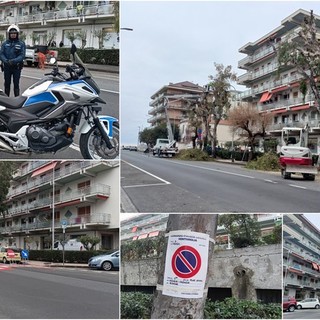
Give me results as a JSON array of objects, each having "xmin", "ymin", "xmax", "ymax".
[{"xmin": 49, "ymin": 57, "xmax": 57, "ymax": 65}]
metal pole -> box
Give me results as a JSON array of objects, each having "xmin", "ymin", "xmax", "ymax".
[
  {"xmin": 63, "ymin": 228, "xmax": 65, "ymax": 266},
  {"xmin": 51, "ymin": 164, "xmax": 55, "ymax": 250}
]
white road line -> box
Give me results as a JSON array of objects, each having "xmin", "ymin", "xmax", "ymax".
[
  {"xmin": 264, "ymin": 179, "xmax": 278, "ymax": 184},
  {"xmin": 122, "ymin": 160, "xmax": 171, "ymax": 185},
  {"xmin": 289, "ymin": 184, "xmax": 307, "ymax": 190},
  {"xmin": 169, "ymin": 160, "xmax": 255, "ymax": 179},
  {"xmin": 124, "ymin": 183, "xmax": 169, "ymax": 188},
  {"xmin": 100, "ymin": 88, "xmax": 119, "ymax": 94}
]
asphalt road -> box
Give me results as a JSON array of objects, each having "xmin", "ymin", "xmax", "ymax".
[
  {"xmin": 121, "ymin": 151, "xmax": 320, "ymax": 213},
  {"xmin": 0, "ymin": 264, "xmax": 119, "ymax": 319},
  {"xmin": 284, "ymin": 309, "xmax": 320, "ymax": 319},
  {"xmin": 0, "ymin": 65, "xmax": 119, "ymax": 160}
]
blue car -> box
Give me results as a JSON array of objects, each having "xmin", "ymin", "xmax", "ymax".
[{"xmin": 88, "ymin": 250, "xmax": 119, "ymax": 271}]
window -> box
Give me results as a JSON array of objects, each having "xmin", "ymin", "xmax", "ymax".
[
  {"xmin": 293, "ymin": 114, "xmax": 298, "ymax": 122},
  {"xmin": 78, "ymin": 180, "xmax": 90, "ymax": 190},
  {"xmin": 293, "ymin": 91, "xmax": 298, "ymax": 98},
  {"xmin": 78, "ymin": 206, "xmax": 90, "ymax": 216}
]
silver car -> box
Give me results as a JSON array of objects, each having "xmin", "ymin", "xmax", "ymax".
[{"xmin": 88, "ymin": 250, "xmax": 119, "ymax": 271}]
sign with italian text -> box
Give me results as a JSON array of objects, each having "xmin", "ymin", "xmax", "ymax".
[{"xmin": 163, "ymin": 230, "xmax": 209, "ymax": 298}]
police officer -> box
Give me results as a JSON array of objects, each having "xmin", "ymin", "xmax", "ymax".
[{"xmin": 0, "ymin": 24, "xmax": 26, "ymax": 97}]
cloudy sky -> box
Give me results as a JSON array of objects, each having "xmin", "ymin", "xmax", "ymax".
[{"xmin": 120, "ymin": 1, "xmax": 320, "ymax": 145}]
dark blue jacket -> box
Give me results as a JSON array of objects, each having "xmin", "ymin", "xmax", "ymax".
[{"xmin": 0, "ymin": 39, "xmax": 26, "ymax": 65}]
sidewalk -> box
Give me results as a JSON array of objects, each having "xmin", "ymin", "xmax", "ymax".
[{"xmin": 22, "ymin": 260, "xmax": 88, "ymax": 268}]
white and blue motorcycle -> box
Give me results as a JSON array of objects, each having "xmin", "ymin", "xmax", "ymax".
[{"xmin": 0, "ymin": 47, "xmax": 119, "ymax": 159}]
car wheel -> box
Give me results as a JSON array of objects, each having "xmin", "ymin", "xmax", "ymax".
[
  {"xmin": 101, "ymin": 261, "xmax": 113, "ymax": 271},
  {"xmin": 315, "ymin": 304, "xmax": 320, "ymax": 309},
  {"xmin": 296, "ymin": 305, "xmax": 302, "ymax": 310},
  {"xmin": 288, "ymin": 305, "xmax": 295, "ymax": 312}
]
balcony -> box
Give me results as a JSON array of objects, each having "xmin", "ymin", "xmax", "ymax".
[
  {"xmin": 238, "ymin": 45, "xmax": 276, "ymax": 69},
  {"xmin": 148, "ymin": 103, "xmax": 165, "ymax": 115},
  {"xmin": 0, "ymin": 4, "xmax": 113, "ymax": 26},
  {"xmin": 147, "ymin": 113, "xmax": 166, "ymax": 124},
  {"xmin": 0, "ymin": 213, "xmax": 111, "ymax": 234}
]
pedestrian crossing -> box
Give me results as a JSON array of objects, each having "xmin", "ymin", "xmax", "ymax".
[{"xmin": 0, "ymin": 265, "xmax": 11, "ymax": 271}]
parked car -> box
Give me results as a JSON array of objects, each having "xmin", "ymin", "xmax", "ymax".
[
  {"xmin": 0, "ymin": 247, "xmax": 22, "ymax": 263},
  {"xmin": 88, "ymin": 250, "xmax": 119, "ymax": 271},
  {"xmin": 283, "ymin": 296, "xmax": 297, "ymax": 312},
  {"xmin": 297, "ymin": 298, "xmax": 320, "ymax": 309}
]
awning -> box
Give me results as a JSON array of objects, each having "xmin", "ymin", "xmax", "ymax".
[
  {"xmin": 132, "ymin": 226, "xmax": 138, "ymax": 232},
  {"xmin": 31, "ymin": 162, "xmax": 57, "ymax": 178},
  {"xmin": 271, "ymin": 86, "xmax": 289, "ymax": 94},
  {"xmin": 272, "ymin": 108, "xmax": 287, "ymax": 114},
  {"xmin": 290, "ymin": 104, "xmax": 310, "ymax": 111},
  {"xmin": 288, "ymin": 267, "xmax": 304, "ymax": 275},
  {"xmin": 259, "ymin": 92, "xmax": 273, "ymax": 103},
  {"xmin": 132, "ymin": 236, "xmax": 138, "ymax": 241},
  {"xmin": 318, "ymin": 264, "xmax": 320, "ymax": 272},
  {"xmin": 138, "ymin": 233, "xmax": 148, "ymax": 239},
  {"xmin": 148, "ymin": 231, "xmax": 159, "ymax": 238},
  {"xmin": 312, "ymin": 262, "xmax": 319, "ymax": 270}
]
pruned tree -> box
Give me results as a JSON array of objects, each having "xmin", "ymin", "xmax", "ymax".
[
  {"xmin": 93, "ymin": 29, "xmax": 111, "ymax": 49},
  {"xmin": 76, "ymin": 30, "xmax": 87, "ymax": 49},
  {"xmin": 227, "ymin": 103, "xmax": 273, "ymax": 160},
  {"xmin": 218, "ymin": 214, "xmax": 261, "ymax": 248},
  {"xmin": 275, "ymin": 9, "xmax": 320, "ymax": 110},
  {"xmin": 78, "ymin": 235, "xmax": 100, "ymax": 251},
  {"xmin": 65, "ymin": 31, "xmax": 77, "ymax": 45}
]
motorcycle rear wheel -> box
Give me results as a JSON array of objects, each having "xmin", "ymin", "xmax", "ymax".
[{"xmin": 80, "ymin": 122, "xmax": 119, "ymax": 160}]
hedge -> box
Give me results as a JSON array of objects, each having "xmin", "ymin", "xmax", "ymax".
[
  {"xmin": 28, "ymin": 249, "xmax": 112, "ymax": 263},
  {"xmin": 50, "ymin": 47, "xmax": 119, "ymax": 65}
]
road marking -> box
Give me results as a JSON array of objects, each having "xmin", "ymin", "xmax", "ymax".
[
  {"xmin": 124, "ymin": 183, "xmax": 170, "ymax": 188},
  {"xmin": 101, "ymin": 88, "xmax": 119, "ymax": 94},
  {"xmin": 264, "ymin": 179, "xmax": 278, "ymax": 184},
  {"xmin": 289, "ymin": 184, "xmax": 307, "ymax": 190},
  {"xmin": 169, "ymin": 160, "xmax": 255, "ymax": 179},
  {"xmin": 122, "ymin": 160, "xmax": 171, "ymax": 185}
]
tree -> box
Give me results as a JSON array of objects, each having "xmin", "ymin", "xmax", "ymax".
[
  {"xmin": 151, "ymin": 214, "xmax": 218, "ymax": 319},
  {"xmin": 65, "ymin": 31, "xmax": 77, "ymax": 45},
  {"xmin": 76, "ymin": 30, "xmax": 87, "ymax": 49},
  {"xmin": 0, "ymin": 162, "xmax": 18, "ymax": 219},
  {"xmin": 207, "ymin": 63, "xmax": 237, "ymax": 156},
  {"xmin": 30, "ymin": 33, "xmax": 40, "ymax": 46},
  {"xmin": 93, "ymin": 29, "xmax": 111, "ymax": 49},
  {"xmin": 227, "ymin": 102, "xmax": 273, "ymax": 161},
  {"xmin": 218, "ymin": 214, "xmax": 261, "ymax": 248},
  {"xmin": 275, "ymin": 10, "xmax": 320, "ymax": 111},
  {"xmin": 46, "ymin": 31, "xmax": 57, "ymax": 46},
  {"xmin": 139, "ymin": 124, "xmax": 179, "ymax": 147},
  {"xmin": 113, "ymin": 1, "xmax": 120, "ymax": 34},
  {"xmin": 78, "ymin": 235, "xmax": 100, "ymax": 251}
]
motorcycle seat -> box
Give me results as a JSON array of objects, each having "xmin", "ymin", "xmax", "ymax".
[{"xmin": 0, "ymin": 96, "xmax": 27, "ymax": 109}]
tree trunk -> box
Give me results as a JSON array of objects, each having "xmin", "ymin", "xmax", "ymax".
[{"xmin": 151, "ymin": 214, "xmax": 218, "ymax": 319}]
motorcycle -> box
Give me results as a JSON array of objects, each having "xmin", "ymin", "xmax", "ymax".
[{"xmin": 0, "ymin": 46, "xmax": 119, "ymax": 159}]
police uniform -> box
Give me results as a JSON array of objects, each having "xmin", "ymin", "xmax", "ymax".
[{"xmin": 0, "ymin": 24, "xmax": 26, "ymax": 97}]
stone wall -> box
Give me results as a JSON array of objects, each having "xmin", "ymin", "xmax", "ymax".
[{"xmin": 121, "ymin": 244, "xmax": 282, "ymax": 293}]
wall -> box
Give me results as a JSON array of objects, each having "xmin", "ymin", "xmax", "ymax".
[{"xmin": 121, "ymin": 244, "xmax": 282, "ymax": 291}]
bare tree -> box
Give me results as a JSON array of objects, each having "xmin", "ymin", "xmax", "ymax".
[
  {"xmin": 227, "ymin": 103, "xmax": 273, "ymax": 160},
  {"xmin": 151, "ymin": 214, "xmax": 218, "ymax": 319}
]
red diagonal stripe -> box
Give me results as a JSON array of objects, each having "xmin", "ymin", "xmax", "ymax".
[{"xmin": 177, "ymin": 250, "xmax": 195, "ymax": 273}]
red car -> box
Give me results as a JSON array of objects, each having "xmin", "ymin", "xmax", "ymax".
[{"xmin": 283, "ymin": 296, "xmax": 297, "ymax": 312}]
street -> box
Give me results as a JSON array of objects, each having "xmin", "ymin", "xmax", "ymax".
[
  {"xmin": 121, "ymin": 151, "xmax": 320, "ymax": 212},
  {"xmin": 0, "ymin": 65, "xmax": 119, "ymax": 159},
  {"xmin": 0, "ymin": 264, "xmax": 119, "ymax": 319},
  {"xmin": 284, "ymin": 309, "xmax": 320, "ymax": 319}
]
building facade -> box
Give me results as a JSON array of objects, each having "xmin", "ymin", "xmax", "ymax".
[
  {"xmin": 237, "ymin": 9, "xmax": 320, "ymax": 154},
  {"xmin": 0, "ymin": 160, "xmax": 119, "ymax": 250},
  {"xmin": 283, "ymin": 214, "xmax": 320, "ymax": 300},
  {"xmin": 0, "ymin": 1, "xmax": 118, "ymax": 49}
]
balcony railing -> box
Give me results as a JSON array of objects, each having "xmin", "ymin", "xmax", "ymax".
[
  {"xmin": 0, "ymin": 213, "xmax": 111, "ymax": 234},
  {"xmin": 0, "ymin": 4, "xmax": 113, "ymax": 26}
]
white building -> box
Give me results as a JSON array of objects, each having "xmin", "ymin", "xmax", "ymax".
[
  {"xmin": 0, "ymin": 1, "xmax": 118, "ymax": 49},
  {"xmin": 0, "ymin": 160, "xmax": 119, "ymax": 250}
]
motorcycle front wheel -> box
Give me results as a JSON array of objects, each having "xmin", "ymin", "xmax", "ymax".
[{"xmin": 79, "ymin": 122, "xmax": 119, "ymax": 160}]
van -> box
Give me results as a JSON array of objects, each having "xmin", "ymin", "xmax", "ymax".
[{"xmin": 53, "ymin": 239, "xmax": 84, "ymax": 251}]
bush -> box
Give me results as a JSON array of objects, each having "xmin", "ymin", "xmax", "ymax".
[
  {"xmin": 121, "ymin": 292, "xmax": 153, "ymax": 319},
  {"xmin": 55, "ymin": 48, "xmax": 119, "ymax": 65},
  {"xmin": 28, "ymin": 249, "xmax": 112, "ymax": 263},
  {"xmin": 176, "ymin": 149, "xmax": 210, "ymax": 161},
  {"xmin": 120, "ymin": 294, "xmax": 281, "ymax": 319},
  {"xmin": 246, "ymin": 152, "xmax": 281, "ymax": 171},
  {"xmin": 204, "ymin": 297, "xmax": 282, "ymax": 319}
]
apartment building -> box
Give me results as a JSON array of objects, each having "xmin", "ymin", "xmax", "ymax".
[
  {"xmin": 0, "ymin": 1, "xmax": 118, "ymax": 49},
  {"xmin": 121, "ymin": 213, "xmax": 280, "ymax": 245},
  {"xmin": 283, "ymin": 214, "xmax": 320, "ymax": 300},
  {"xmin": 0, "ymin": 160, "xmax": 119, "ymax": 251},
  {"xmin": 237, "ymin": 9, "xmax": 320, "ymax": 154}
]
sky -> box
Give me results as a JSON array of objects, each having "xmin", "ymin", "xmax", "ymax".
[
  {"xmin": 120, "ymin": 1, "xmax": 320, "ymax": 145},
  {"xmin": 304, "ymin": 214, "xmax": 320, "ymax": 231}
]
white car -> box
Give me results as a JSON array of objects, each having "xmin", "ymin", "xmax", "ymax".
[{"xmin": 296, "ymin": 298, "xmax": 320, "ymax": 309}]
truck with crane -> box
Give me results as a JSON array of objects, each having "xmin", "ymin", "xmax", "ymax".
[{"xmin": 279, "ymin": 125, "xmax": 319, "ymax": 181}]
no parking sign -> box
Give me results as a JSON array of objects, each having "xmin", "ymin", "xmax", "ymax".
[{"xmin": 163, "ymin": 230, "xmax": 209, "ymax": 298}]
